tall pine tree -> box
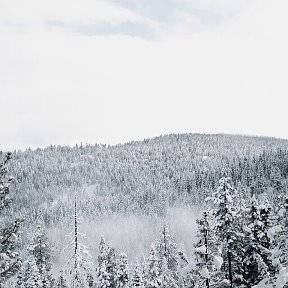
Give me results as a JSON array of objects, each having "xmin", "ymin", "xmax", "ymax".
[
  {"xmin": 0, "ymin": 152, "xmax": 22, "ymax": 286},
  {"xmin": 145, "ymin": 244, "xmax": 162, "ymax": 288},
  {"xmin": 116, "ymin": 252, "xmax": 129, "ymax": 288},
  {"xmin": 192, "ymin": 211, "xmax": 222, "ymax": 288},
  {"xmin": 28, "ymin": 225, "xmax": 54, "ymax": 288},
  {"xmin": 208, "ymin": 177, "xmax": 238, "ymax": 288}
]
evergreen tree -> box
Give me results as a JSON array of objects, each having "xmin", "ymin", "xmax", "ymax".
[
  {"xmin": 192, "ymin": 211, "xmax": 222, "ymax": 288},
  {"xmin": 16, "ymin": 260, "xmax": 33, "ymax": 288},
  {"xmin": 253, "ymin": 195, "xmax": 288, "ymax": 288},
  {"xmin": 269, "ymin": 195, "xmax": 288, "ymax": 287},
  {"xmin": 270, "ymin": 166, "xmax": 283, "ymax": 194},
  {"xmin": 0, "ymin": 152, "xmax": 22, "ymax": 286},
  {"xmin": 156, "ymin": 224, "xmax": 179, "ymax": 284},
  {"xmin": 160, "ymin": 257, "xmax": 178, "ymax": 288},
  {"xmin": 28, "ymin": 225, "xmax": 54, "ymax": 288},
  {"xmin": 130, "ymin": 264, "xmax": 145, "ymax": 288},
  {"xmin": 26, "ymin": 259, "xmax": 41, "ymax": 288},
  {"xmin": 57, "ymin": 270, "xmax": 69, "ymax": 288},
  {"xmin": 208, "ymin": 177, "xmax": 238, "ymax": 288},
  {"xmin": 145, "ymin": 244, "xmax": 162, "ymax": 288},
  {"xmin": 86, "ymin": 272, "xmax": 94, "ymax": 287},
  {"xmin": 259, "ymin": 196, "xmax": 275, "ymax": 274},
  {"xmin": 116, "ymin": 252, "xmax": 129, "ymax": 288},
  {"xmin": 15, "ymin": 270, "xmax": 24, "ymax": 288},
  {"xmin": 242, "ymin": 196, "xmax": 270, "ymax": 287},
  {"xmin": 96, "ymin": 237, "xmax": 117, "ymax": 288}
]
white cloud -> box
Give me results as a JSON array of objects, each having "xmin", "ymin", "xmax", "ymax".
[
  {"xmin": 0, "ymin": 0, "xmax": 136, "ymax": 24},
  {"xmin": 0, "ymin": 0, "xmax": 288, "ymax": 150}
]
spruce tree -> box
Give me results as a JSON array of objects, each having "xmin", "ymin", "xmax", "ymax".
[
  {"xmin": 16, "ymin": 260, "xmax": 33, "ymax": 288},
  {"xmin": 130, "ymin": 264, "xmax": 145, "ymax": 288},
  {"xmin": 96, "ymin": 237, "xmax": 117, "ymax": 288},
  {"xmin": 116, "ymin": 252, "xmax": 129, "ymax": 288},
  {"xmin": 26, "ymin": 259, "xmax": 41, "ymax": 288},
  {"xmin": 259, "ymin": 196, "xmax": 274, "ymax": 275},
  {"xmin": 208, "ymin": 177, "xmax": 238, "ymax": 288},
  {"xmin": 145, "ymin": 244, "xmax": 162, "ymax": 288},
  {"xmin": 156, "ymin": 225, "xmax": 179, "ymax": 271},
  {"xmin": 192, "ymin": 211, "xmax": 222, "ymax": 288},
  {"xmin": 160, "ymin": 257, "xmax": 178, "ymax": 288},
  {"xmin": 269, "ymin": 195, "xmax": 288, "ymax": 287},
  {"xmin": 242, "ymin": 196, "xmax": 270, "ymax": 287},
  {"xmin": 0, "ymin": 152, "xmax": 22, "ymax": 286},
  {"xmin": 57, "ymin": 270, "xmax": 69, "ymax": 288},
  {"xmin": 28, "ymin": 225, "xmax": 54, "ymax": 288}
]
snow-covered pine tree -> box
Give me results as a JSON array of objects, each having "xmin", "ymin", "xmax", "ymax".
[
  {"xmin": 207, "ymin": 177, "xmax": 238, "ymax": 288},
  {"xmin": 96, "ymin": 237, "xmax": 117, "ymax": 288},
  {"xmin": 270, "ymin": 166, "xmax": 283, "ymax": 194},
  {"xmin": 269, "ymin": 195, "xmax": 288, "ymax": 287},
  {"xmin": 28, "ymin": 225, "xmax": 54, "ymax": 288},
  {"xmin": 25, "ymin": 259, "xmax": 41, "ymax": 288},
  {"xmin": 15, "ymin": 260, "xmax": 33, "ymax": 288},
  {"xmin": 116, "ymin": 252, "xmax": 129, "ymax": 288},
  {"xmin": 242, "ymin": 196, "xmax": 270, "ymax": 287},
  {"xmin": 96, "ymin": 237, "xmax": 110, "ymax": 288},
  {"xmin": 160, "ymin": 257, "xmax": 178, "ymax": 288},
  {"xmin": 106, "ymin": 246, "xmax": 117, "ymax": 288},
  {"xmin": 57, "ymin": 270, "xmax": 69, "ymax": 288},
  {"xmin": 177, "ymin": 250, "xmax": 188, "ymax": 270},
  {"xmin": 0, "ymin": 152, "xmax": 22, "ymax": 286},
  {"xmin": 130, "ymin": 264, "xmax": 145, "ymax": 288},
  {"xmin": 86, "ymin": 272, "xmax": 94, "ymax": 287},
  {"xmin": 15, "ymin": 270, "xmax": 24, "ymax": 288},
  {"xmin": 192, "ymin": 211, "xmax": 222, "ymax": 288},
  {"xmin": 259, "ymin": 196, "xmax": 275, "ymax": 274},
  {"xmin": 145, "ymin": 244, "xmax": 162, "ymax": 288},
  {"xmin": 156, "ymin": 224, "xmax": 180, "ymax": 285}
]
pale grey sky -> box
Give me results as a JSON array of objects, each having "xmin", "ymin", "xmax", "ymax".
[{"xmin": 0, "ymin": 0, "xmax": 288, "ymax": 151}]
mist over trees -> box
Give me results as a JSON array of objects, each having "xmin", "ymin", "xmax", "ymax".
[{"xmin": 1, "ymin": 133, "xmax": 288, "ymax": 287}]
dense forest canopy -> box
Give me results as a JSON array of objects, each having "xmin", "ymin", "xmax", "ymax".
[{"xmin": 7, "ymin": 134, "xmax": 288, "ymax": 222}]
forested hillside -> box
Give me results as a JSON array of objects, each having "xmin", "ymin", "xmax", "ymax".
[
  {"xmin": 7, "ymin": 134, "xmax": 288, "ymax": 222},
  {"xmin": 2, "ymin": 133, "xmax": 288, "ymax": 287}
]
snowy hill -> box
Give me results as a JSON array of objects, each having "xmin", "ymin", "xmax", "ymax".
[{"xmin": 7, "ymin": 133, "xmax": 288, "ymax": 223}]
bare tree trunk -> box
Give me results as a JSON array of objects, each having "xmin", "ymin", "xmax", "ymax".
[
  {"xmin": 204, "ymin": 224, "xmax": 210, "ymax": 288},
  {"xmin": 74, "ymin": 191, "xmax": 78, "ymax": 287}
]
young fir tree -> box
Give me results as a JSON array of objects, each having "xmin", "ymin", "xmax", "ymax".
[
  {"xmin": 57, "ymin": 270, "xmax": 69, "ymax": 288},
  {"xmin": 160, "ymin": 257, "xmax": 178, "ymax": 288},
  {"xmin": 269, "ymin": 195, "xmax": 288, "ymax": 287},
  {"xmin": 96, "ymin": 237, "xmax": 117, "ymax": 288},
  {"xmin": 192, "ymin": 211, "xmax": 222, "ymax": 288},
  {"xmin": 20, "ymin": 258, "xmax": 41, "ymax": 288},
  {"xmin": 28, "ymin": 225, "xmax": 54, "ymax": 288},
  {"xmin": 145, "ymin": 244, "xmax": 162, "ymax": 288},
  {"xmin": 242, "ymin": 196, "xmax": 270, "ymax": 287},
  {"xmin": 156, "ymin": 224, "xmax": 180, "ymax": 284},
  {"xmin": 259, "ymin": 195, "xmax": 274, "ymax": 274},
  {"xmin": 15, "ymin": 270, "xmax": 24, "ymax": 288},
  {"xmin": 15, "ymin": 260, "xmax": 34, "ymax": 288},
  {"xmin": 130, "ymin": 264, "xmax": 145, "ymax": 288},
  {"xmin": 86, "ymin": 272, "xmax": 94, "ymax": 287},
  {"xmin": 116, "ymin": 252, "xmax": 129, "ymax": 288},
  {"xmin": 0, "ymin": 152, "xmax": 22, "ymax": 286},
  {"xmin": 208, "ymin": 177, "xmax": 238, "ymax": 288}
]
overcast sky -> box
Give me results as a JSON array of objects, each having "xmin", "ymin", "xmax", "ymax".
[{"xmin": 1, "ymin": 0, "xmax": 288, "ymax": 151}]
